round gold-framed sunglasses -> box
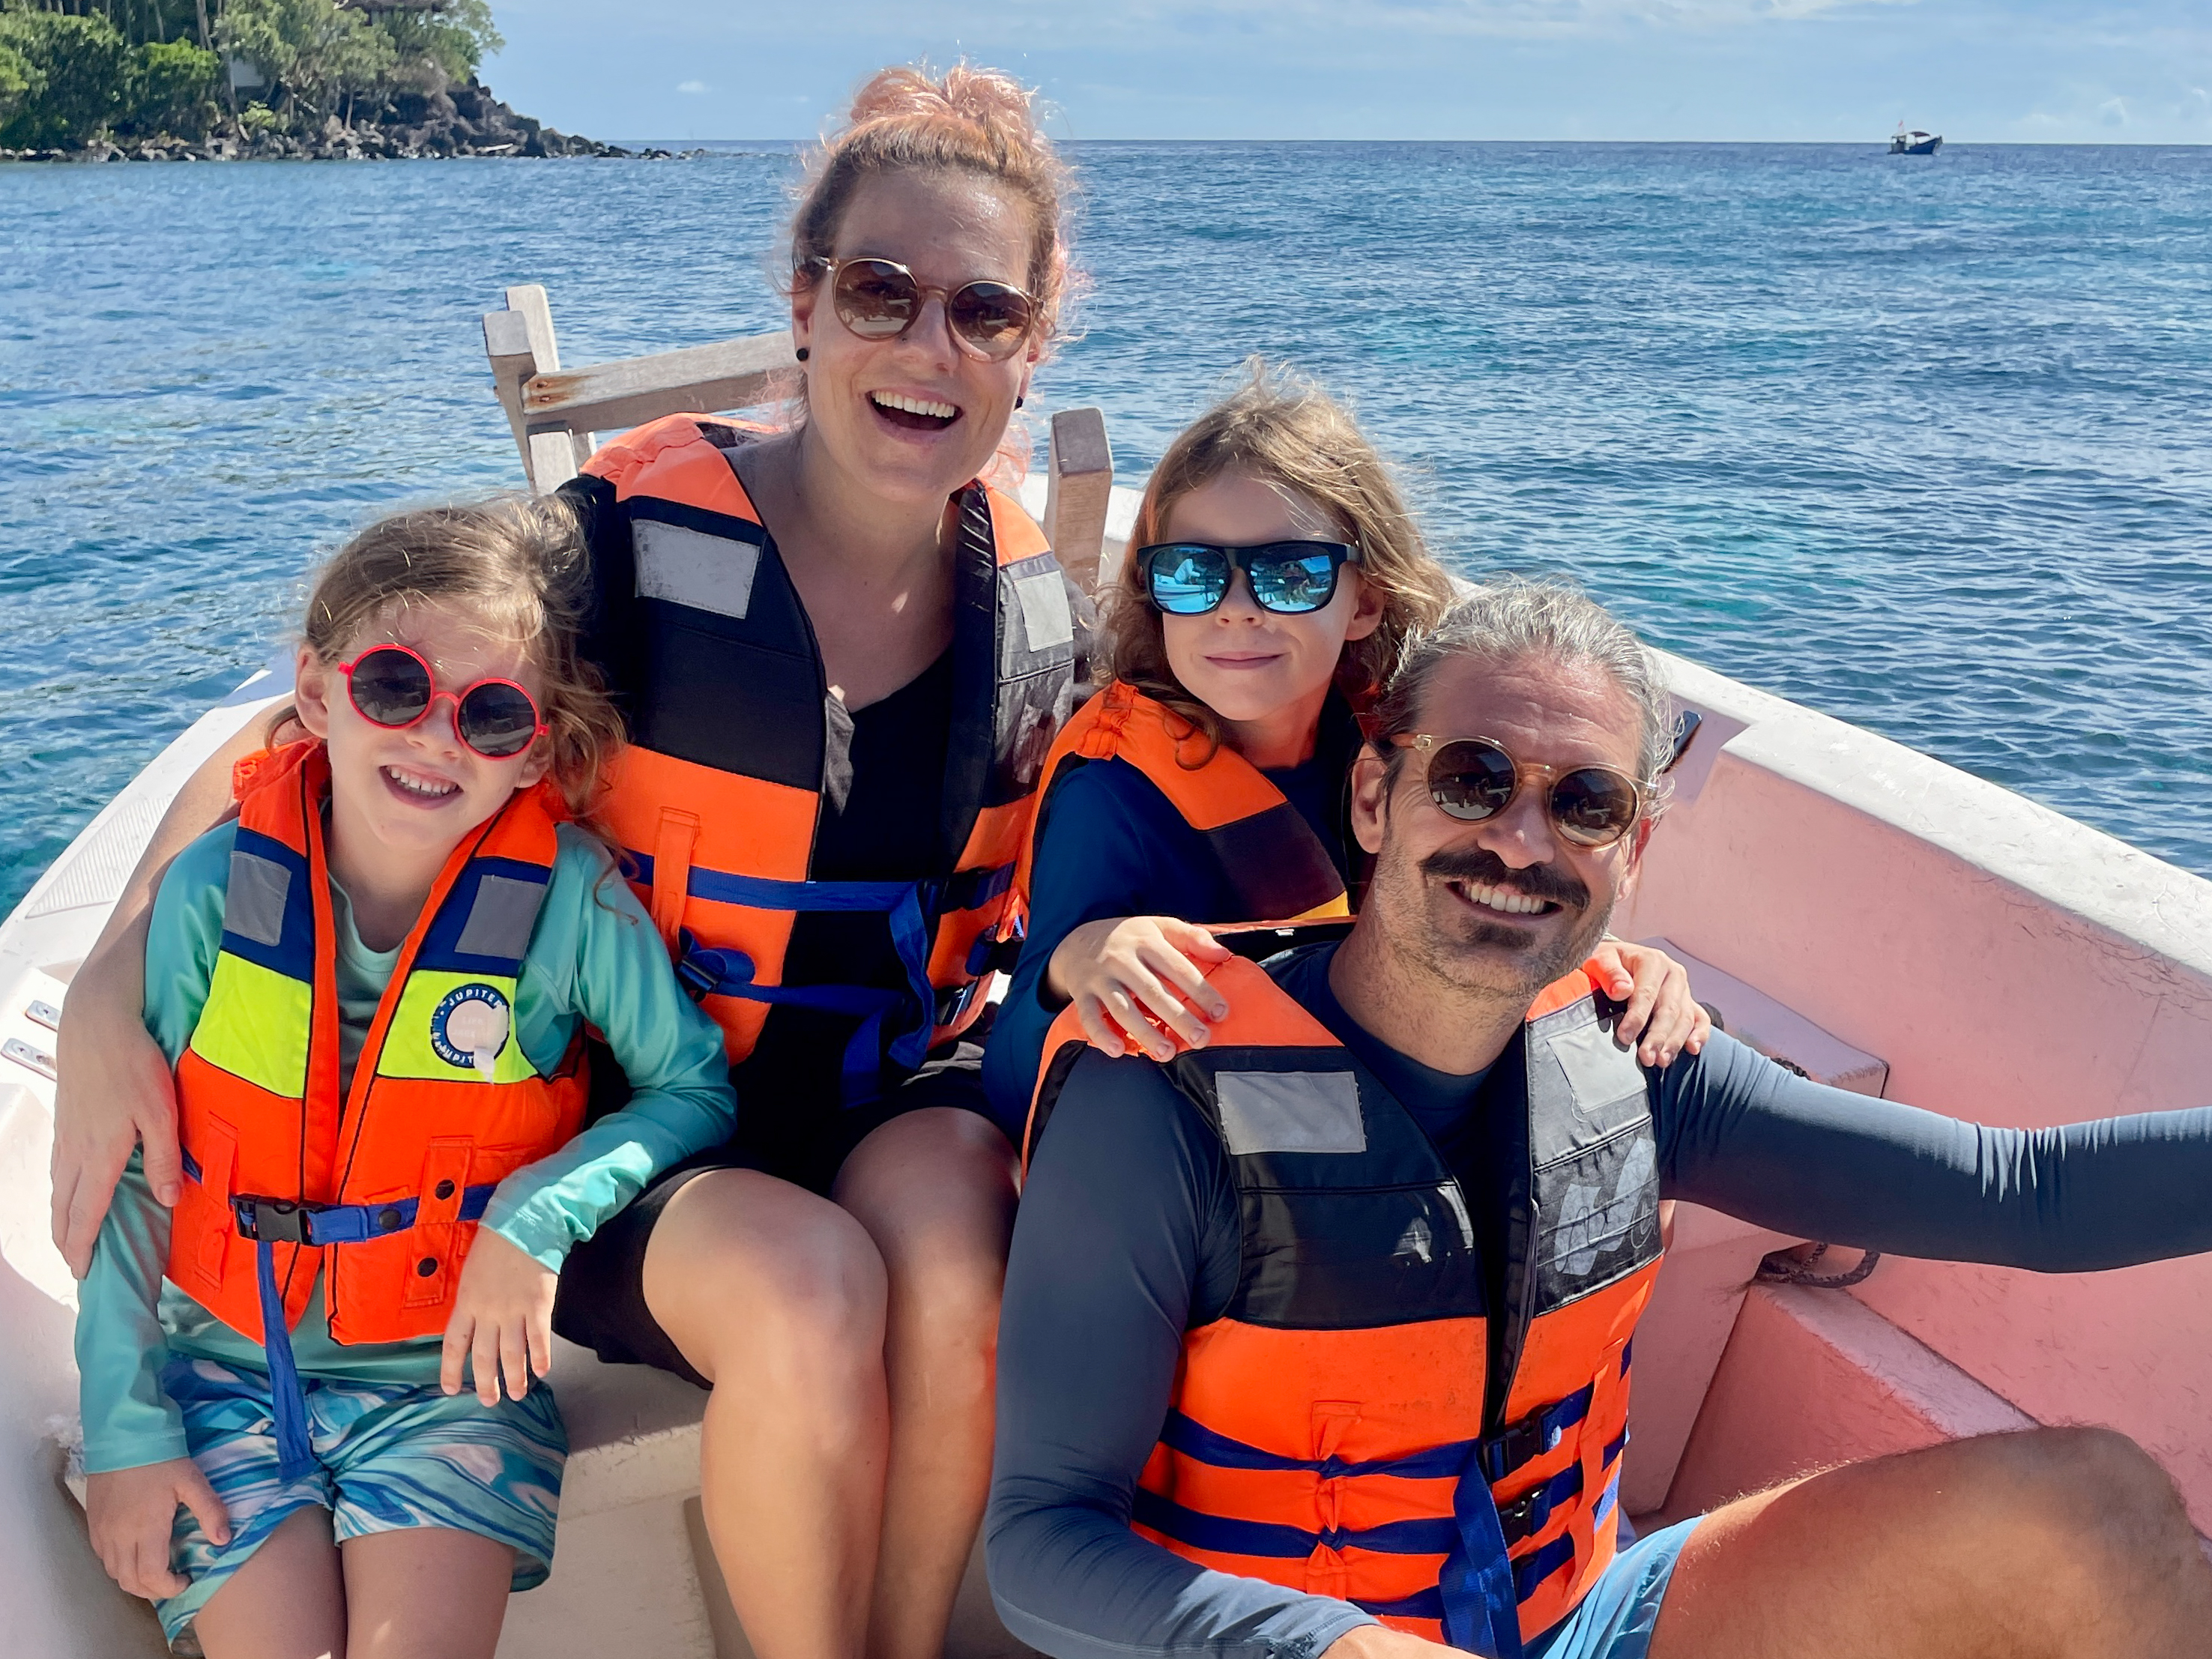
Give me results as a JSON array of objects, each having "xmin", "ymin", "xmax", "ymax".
[
  {"xmin": 1391, "ymin": 733, "xmax": 1648, "ymax": 848},
  {"xmin": 800, "ymin": 255, "xmax": 1039, "ymax": 363}
]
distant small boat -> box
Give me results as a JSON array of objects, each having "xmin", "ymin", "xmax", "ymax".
[{"xmin": 1890, "ymin": 127, "xmax": 1942, "ymax": 154}]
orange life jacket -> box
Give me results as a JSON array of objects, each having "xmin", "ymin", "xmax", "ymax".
[
  {"xmin": 566, "ymin": 414, "xmax": 1084, "ymax": 1097},
  {"xmin": 1013, "ymin": 680, "xmax": 1352, "ymax": 926},
  {"xmin": 168, "ymin": 740, "xmax": 587, "ymax": 1476},
  {"xmin": 1025, "ymin": 949, "xmax": 1662, "ymax": 1658}
]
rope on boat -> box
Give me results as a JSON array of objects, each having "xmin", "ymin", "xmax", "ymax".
[
  {"xmin": 1747, "ymin": 1053, "xmax": 1882, "ymax": 1289},
  {"xmin": 1756, "ymin": 1241, "xmax": 1883, "ymax": 1290}
]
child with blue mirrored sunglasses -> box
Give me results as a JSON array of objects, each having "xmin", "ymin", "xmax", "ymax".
[{"xmin": 980, "ymin": 365, "xmax": 1709, "ymax": 1132}]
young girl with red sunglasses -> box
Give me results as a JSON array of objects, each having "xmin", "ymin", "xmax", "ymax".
[
  {"xmin": 74, "ymin": 498, "xmax": 735, "ymax": 1657},
  {"xmin": 983, "ymin": 368, "xmax": 1707, "ymax": 1128}
]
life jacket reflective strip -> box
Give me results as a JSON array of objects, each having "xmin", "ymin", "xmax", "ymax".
[
  {"xmin": 1013, "ymin": 681, "xmax": 1350, "ymax": 928},
  {"xmin": 166, "ymin": 741, "xmax": 587, "ymax": 1478},
  {"xmin": 571, "ymin": 414, "xmax": 1081, "ymax": 1093},
  {"xmin": 1025, "ymin": 952, "xmax": 1663, "ymax": 1656}
]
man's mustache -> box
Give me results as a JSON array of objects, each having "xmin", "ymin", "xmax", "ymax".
[{"xmin": 1419, "ymin": 845, "xmax": 1590, "ymax": 910}]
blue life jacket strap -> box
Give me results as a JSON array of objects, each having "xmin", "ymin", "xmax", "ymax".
[{"xmin": 182, "ymin": 1152, "xmax": 498, "ymax": 1483}]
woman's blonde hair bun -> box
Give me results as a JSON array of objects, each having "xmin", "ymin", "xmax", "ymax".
[{"xmin": 791, "ymin": 61, "xmax": 1078, "ymax": 351}]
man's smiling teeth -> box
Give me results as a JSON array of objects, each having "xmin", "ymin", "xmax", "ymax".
[
  {"xmin": 1449, "ymin": 879, "xmax": 1555, "ymax": 916},
  {"xmin": 871, "ymin": 391, "xmax": 958, "ymax": 419},
  {"xmin": 384, "ymin": 766, "xmax": 458, "ymax": 799}
]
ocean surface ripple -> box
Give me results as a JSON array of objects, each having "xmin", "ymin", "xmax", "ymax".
[{"xmin": 1, "ymin": 141, "xmax": 2208, "ymax": 910}]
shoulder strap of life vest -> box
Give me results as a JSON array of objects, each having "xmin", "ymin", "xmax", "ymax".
[
  {"xmin": 1488, "ymin": 967, "xmax": 1662, "ymax": 1425},
  {"xmin": 217, "ymin": 740, "xmax": 345, "ymax": 1191},
  {"xmin": 937, "ymin": 479, "xmax": 1080, "ymax": 940},
  {"xmin": 1014, "ymin": 681, "xmax": 1348, "ymax": 928}
]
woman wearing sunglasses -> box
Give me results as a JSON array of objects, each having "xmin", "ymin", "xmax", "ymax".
[
  {"xmin": 984, "ymin": 368, "xmax": 1707, "ymax": 1131},
  {"xmin": 72, "ymin": 499, "xmax": 736, "ymax": 1655},
  {"xmin": 55, "ymin": 64, "xmax": 1081, "ymax": 1659}
]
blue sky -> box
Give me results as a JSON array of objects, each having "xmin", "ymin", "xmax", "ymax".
[{"xmin": 484, "ymin": 0, "xmax": 2212, "ymax": 143}]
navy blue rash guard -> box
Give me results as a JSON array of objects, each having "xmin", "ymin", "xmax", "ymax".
[
  {"xmin": 981, "ymin": 700, "xmax": 1362, "ymax": 1138},
  {"xmin": 987, "ymin": 941, "xmax": 2212, "ymax": 1659}
]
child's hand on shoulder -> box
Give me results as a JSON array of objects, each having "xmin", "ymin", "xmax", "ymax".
[
  {"xmin": 85, "ymin": 1457, "xmax": 229, "ymax": 1598},
  {"xmin": 443, "ymin": 1228, "xmax": 557, "ymax": 1406},
  {"xmin": 1046, "ymin": 916, "xmax": 1235, "ymax": 1062},
  {"xmin": 1586, "ymin": 937, "xmax": 1711, "ymax": 1068}
]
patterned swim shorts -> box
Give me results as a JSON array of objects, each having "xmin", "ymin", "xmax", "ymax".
[{"xmin": 151, "ymin": 1356, "xmax": 566, "ymax": 1651}]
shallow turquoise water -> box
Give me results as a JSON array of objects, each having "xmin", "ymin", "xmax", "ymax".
[{"xmin": 2, "ymin": 142, "xmax": 2208, "ymax": 912}]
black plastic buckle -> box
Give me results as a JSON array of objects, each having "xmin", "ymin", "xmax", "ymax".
[
  {"xmin": 1496, "ymin": 1484, "xmax": 1553, "ymax": 1546},
  {"xmin": 235, "ymin": 1196, "xmax": 327, "ymax": 1245},
  {"xmin": 936, "ymin": 979, "xmax": 978, "ymax": 1028},
  {"xmin": 673, "ymin": 954, "xmax": 718, "ymax": 1004},
  {"xmin": 1478, "ymin": 1413, "xmax": 1558, "ymax": 1484},
  {"xmin": 964, "ymin": 931, "xmax": 1025, "ymax": 979},
  {"xmin": 940, "ymin": 862, "xmax": 1015, "ymax": 916}
]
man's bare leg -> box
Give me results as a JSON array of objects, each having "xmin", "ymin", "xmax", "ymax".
[{"xmin": 1651, "ymin": 1427, "xmax": 2212, "ymax": 1658}]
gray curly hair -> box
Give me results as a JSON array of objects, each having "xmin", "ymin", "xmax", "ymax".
[{"xmin": 1371, "ymin": 579, "xmax": 1678, "ymax": 806}]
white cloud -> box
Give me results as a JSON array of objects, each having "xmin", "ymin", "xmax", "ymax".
[{"xmin": 677, "ymin": 79, "xmax": 709, "ymax": 94}]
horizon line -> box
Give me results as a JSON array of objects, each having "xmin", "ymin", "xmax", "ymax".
[{"xmin": 602, "ymin": 135, "xmax": 2212, "ymax": 150}]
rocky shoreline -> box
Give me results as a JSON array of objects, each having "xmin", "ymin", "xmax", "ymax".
[{"xmin": 0, "ymin": 78, "xmax": 699, "ymax": 163}]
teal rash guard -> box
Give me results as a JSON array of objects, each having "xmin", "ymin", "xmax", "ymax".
[{"xmin": 76, "ymin": 818, "xmax": 738, "ymax": 1475}]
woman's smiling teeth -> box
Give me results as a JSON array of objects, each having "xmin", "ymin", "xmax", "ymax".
[
  {"xmin": 1448, "ymin": 878, "xmax": 1559, "ymax": 917},
  {"xmin": 383, "ymin": 764, "xmax": 459, "ymax": 801},
  {"xmin": 869, "ymin": 390, "xmax": 960, "ymax": 429}
]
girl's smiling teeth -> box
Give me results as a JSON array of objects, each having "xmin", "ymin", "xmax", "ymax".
[
  {"xmin": 869, "ymin": 390, "xmax": 961, "ymax": 430},
  {"xmin": 1447, "ymin": 877, "xmax": 1560, "ymax": 917},
  {"xmin": 382, "ymin": 764, "xmax": 460, "ymax": 803}
]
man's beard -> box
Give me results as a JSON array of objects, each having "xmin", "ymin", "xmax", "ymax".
[{"xmin": 1375, "ymin": 838, "xmax": 1613, "ymax": 1005}]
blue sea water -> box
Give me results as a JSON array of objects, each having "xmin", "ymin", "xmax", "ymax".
[{"xmin": 2, "ymin": 141, "xmax": 2209, "ymax": 914}]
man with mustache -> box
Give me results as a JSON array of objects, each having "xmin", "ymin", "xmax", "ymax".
[{"xmin": 987, "ymin": 581, "xmax": 2212, "ymax": 1659}]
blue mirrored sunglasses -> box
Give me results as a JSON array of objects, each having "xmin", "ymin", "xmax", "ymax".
[{"xmin": 1136, "ymin": 540, "xmax": 1362, "ymax": 617}]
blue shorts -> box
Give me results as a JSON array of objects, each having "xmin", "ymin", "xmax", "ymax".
[
  {"xmin": 1523, "ymin": 1516, "xmax": 1700, "ymax": 1659},
  {"xmin": 151, "ymin": 1356, "xmax": 566, "ymax": 1649}
]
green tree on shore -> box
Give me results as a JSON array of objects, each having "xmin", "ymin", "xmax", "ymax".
[
  {"xmin": 1, "ymin": 0, "xmax": 508, "ymax": 150},
  {"xmin": 0, "ymin": 34, "xmax": 37, "ymax": 133},
  {"xmin": 214, "ymin": 0, "xmax": 393, "ymax": 126},
  {"xmin": 128, "ymin": 37, "xmax": 223, "ymax": 136},
  {"xmin": 375, "ymin": 0, "xmax": 500, "ymax": 85},
  {"xmin": 0, "ymin": 9, "xmax": 135, "ymax": 147}
]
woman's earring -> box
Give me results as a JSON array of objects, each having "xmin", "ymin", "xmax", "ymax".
[
  {"xmin": 796, "ymin": 347, "xmax": 810, "ymax": 363},
  {"xmin": 1015, "ymin": 394, "xmax": 1025, "ymax": 409}
]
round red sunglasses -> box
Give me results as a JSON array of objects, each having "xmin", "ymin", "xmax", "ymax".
[{"xmin": 337, "ymin": 644, "xmax": 547, "ymax": 760}]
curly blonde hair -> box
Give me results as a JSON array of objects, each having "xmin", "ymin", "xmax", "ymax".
[
  {"xmin": 789, "ymin": 62, "xmax": 1078, "ymax": 355},
  {"xmin": 271, "ymin": 495, "xmax": 623, "ymax": 824},
  {"xmin": 1102, "ymin": 362, "xmax": 1457, "ymax": 752}
]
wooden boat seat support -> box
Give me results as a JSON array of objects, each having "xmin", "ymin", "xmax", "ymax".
[{"xmin": 480, "ymin": 285, "xmax": 1119, "ymax": 590}]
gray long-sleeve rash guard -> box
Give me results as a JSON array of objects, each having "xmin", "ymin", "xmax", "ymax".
[{"xmin": 985, "ymin": 943, "xmax": 2212, "ymax": 1659}]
